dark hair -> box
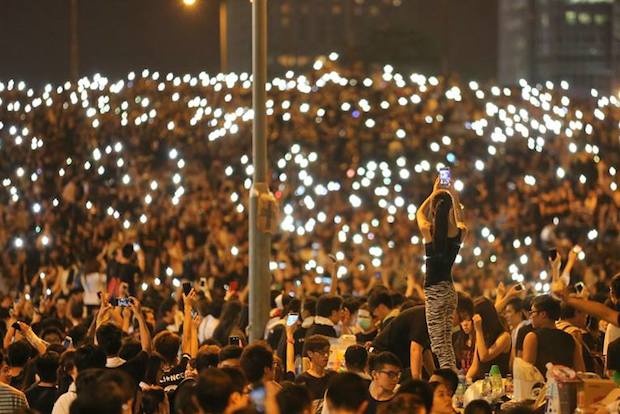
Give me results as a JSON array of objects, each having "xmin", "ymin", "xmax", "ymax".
[
  {"xmin": 220, "ymin": 366, "xmax": 247, "ymax": 393},
  {"xmin": 158, "ymin": 298, "xmax": 177, "ymax": 318},
  {"xmin": 142, "ymin": 387, "xmax": 166, "ymax": 414},
  {"xmin": 303, "ymin": 297, "xmax": 317, "ymax": 317},
  {"xmin": 284, "ymin": 298, "xmax": 301, "ymax": 315},
  {"xmin": 194, "ymin": 368, "xmax": 234, "ymax": 413},
  {"xmin": 97, "ymin": 369, "xmax": 137, "ymax": 403},
  {"xmin": 70, "ymin": 382, "xmax": 124, "ymax": 414},
  {"xmin": 95, "ymin": 323, "xmax": 123, "ymax": 356},
  {"xmin": 57, "ymin": 350, "xmax": 76, "ymax": 394},
  {"xmin": 277, "ymin": 382, "xmax": 312, "ymax": 414},
  {"xmin": 433, "ymin": 368, "xmax": 459, "ymax": 395},
  {"xmin": 212, "ymin": 300, "xmax": 243, "ymax": 347},
  {"xmin": 610, "ymin": 273, "xmax": 620, "ymax": 301},
  {"xmin": 378, "ymin": 393, "xmax": 427, "ymax": 414},
  {"xmin": 344, "ymin": 344, "xmax": 368, "ymax": 372},
  {"xmin": 397, "ymin": 379, "xmax": 434, "ymax": 413},
  {"xmin": 35, "ymin": 351, "xmax": 60, "ymax": 383},
  {"xmin": 144, "ymin": 354, "xmax": 165, "ymax": 385},
  {"xmin": 122, "ymin": 243, "xmax": 134, "ymax": 260},
  {"xmin": 153, "ymin": 331, "xmax": 181, "ymax": 364},
  {"xmin": 316, "ymin": 295, "xmax": 343, "ymax": 318},
  {"xmin": 532, "ymin": 295, "xmax": 561, "ymax": 321},
  {"xmin": 560, "ymin": 302, "xmax": 578, "ymax": 320},
  {"xmin": 368, "ymin": 291, "xmax": 393, "ymax": 311},
  {"xmin": 240, "ymin": 342, "xmax": 273, "ymax": 383},
  {"xmin": 119, "ymin": 339, "xmax": 142, "ymax": 360},
  {"xmin": 75, "ymin": 368, "xmax": 105, "ymax": 395},
  {"xmin": 8, "ymin": 340, "xmax": 33, "ymax": 367},
  {"xmin": 431, "ymin": 192, "xmax": 453, "ymax": 254},
  {"xmin": 219, "ymin": 345, "xmax": 243, "ymax": 363},
  {"xmin": 303, "ymin": 335, "xmax": 330, "ymax": 357},
  {"xmin": 325, "ymin": 372, "xmax": 369, "ymax": 411},
  {"xmin": 195, "ymin": 345, "xmax": 221, "ymax": 373},
  {"xmin": 506, "ymin": 297, "xmax": 526, "ymax": 315},
  {"xmin": 464, "ymin": 399, "xmax": 493, "ymax": 414},
  {"xmin": 74, "ymin": 344, "xmax": 106, "ymax": 372},
  {"xmin": 369, "ymin": 351, "xmax": 402, "ymax": 371},
  {"xmin": 343, "ymin": 297, "xmax": 361, "ymax": 314},
  {"xmin": 473, "ymin": 297, "xmax": 508, "ymax": 346},
  {"xmin": 457, "ymin": 292, "xmax": 474, "ymax": 319}
]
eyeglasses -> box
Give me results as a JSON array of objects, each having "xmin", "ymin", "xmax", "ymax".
[{"xmin": 378, "ymin": 370, "xmax": 401, "ymax": 380}]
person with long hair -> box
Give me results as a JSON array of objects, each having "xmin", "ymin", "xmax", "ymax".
[
  {"xmin": 417, "ymin": 178, "xmax": 467, "ymax": 371},
  {"xmin": 466, "ymin": 297, "xmax": 511, "ymax": 380},
  {"xmin": 212, "ymin": 301, "xmax": 246, "ymax": 347}
]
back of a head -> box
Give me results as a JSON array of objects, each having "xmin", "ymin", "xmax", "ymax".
[
  {"xmin": 195, "ymin": 368, "xmax": 234, "ymax": 414},
  {"xmin": 240, "ymin": 342, "xmax": 273, "ymax": 384},
  {"xmin": 532, "ymin": 295, "xmax": 561, "ymax": 321},
  {"xmin": 70, "ymin": 381, "xmax": 124, "ymax": 414},
  {"xmin": 303, "ymin": 297, "xmax": 317, "ymax": 317},
  {"xmin": 220, "ymin": 366, "xmax": 248, "ymax": 393},
  {"xmin": 316, "ymin": 295, "xmax": 343, "ymax": 318},
  {"xmin": 378, "ymin": 393, "xmax": 427, "ymax": 414},
  {"xmin": 142, "ymin": 387, "xmax": 166, "ymax": 414},
  {"xmin": 464, "ymin": 399, "xmax": 493, "ymax": 414},
  {"xmin": 277, "ymin": 382, "xmax": 312, "ymax": 414},
  {"xmin": 153, "ymin": 330, "xmax": 182, "ymax": 364},
  {"xmin": 431, "ymin": 192, "xmax": 452, "ymax": 254},
  {"xmin": 560, "ymin": 302, "xmax": 577, "ymax": 320},
  {"xmin": 432, "ymin": 368, "xmax": 459, "ymax": 396},
  {"xmin": 219, "ymin": 345, "xmax": 243, "ymax": 364},
  {"xmin": 397, "ymin": 379, "xmax": 433, "ymax": 413},
  {"xmin": 195, "ymin": 345, "xmax": 221, "ymax": 373},
  {"xmin": 36, "ymin": 351, "xmax": 60, "ymax": 383},
  {"xmin": 95, "ymin": 323, "xmax": 123, "ymax": 356},
  {"xmin": 611, "ymin": 273, "xmax": 620, "ymax": 302},
  {"xmin": 8, "ymin": 340, "xmax": 33, "ymax": 368},
  {"xmin": 74, "ymin": 344, "xmax": 106, "ymax": 372},
  {"xmin": 326, "ymin": 372, "xmax": 369, "ymax": 412},
  {"xmin": 97, "ymin": 369, "xmax": 137, "ymax": 403},
  {"xmin": 368, "ymin": 291, "xmax": 393, "ymax": 312},
  {"xmin": 345, "ymin": 344, "xmax": 368, "ymax": 372}
]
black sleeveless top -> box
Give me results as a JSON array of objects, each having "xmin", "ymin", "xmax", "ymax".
[
  {"xmin": 476, "ymin": 337, "xmax": 511, "ymax": 380},
  {"xmin": 423, "ymin": 230, "xmax": 462, "ymax": 288},
  {"xmin": 533, "ymin": 328, "xmax": 575, "ymax": 376}
]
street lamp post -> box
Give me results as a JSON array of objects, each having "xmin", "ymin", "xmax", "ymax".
[
  {"xmin": 248, "ymin": 0, "xmax": 270, "ymax": 343},
  {"xmin": 219, "ymin": 0, "xmax": 228, "ymax": 73},
  {"xmin": 69, "ymin": 0, "xmax": 79, "ymax": 81}
]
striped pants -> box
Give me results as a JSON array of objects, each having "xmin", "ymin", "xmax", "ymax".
[{"xmin": 424, "ymin": 280, "xmax": 458, "ymax": 371}]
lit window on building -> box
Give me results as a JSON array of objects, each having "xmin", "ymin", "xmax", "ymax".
[
  {"xmin": 565, "ymin": 10, "xmax": 577, "ymax": 24},
  {"xmin": 594, "ymin": 14, "xmax": 607, "ymax": 25},
  {"xmin": 578, "ymin": 12, "xmax": 592, "ymax": 24}
]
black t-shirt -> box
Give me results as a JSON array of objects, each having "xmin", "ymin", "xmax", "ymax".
[
  {"xmin": 295, "ymin": 370, "xmax": 336, "ymax": 401},
  {"xmin": 160, "ymin": 354, "xmax": 191, "ymax": 393},
  {"xmin": 118, "ymin": 262, "xmax": 141, "ymax": 296},
  {"xmin": 515, "ymin": 324, "xmax": 534, "ymax": 355},
  {"xmin": 423, "ymin": 230, "xmax": 462, "ymax": 287},
  {"xmin": 9, "ymin": 370, "xmax": 26, "ymax": 390},
  {"xmin": 532, "ymin": 328, "xmax": 575, "ymax": 376},
  {"xmin": 305, "ymin": 323, "xmax": 337, "ymax": 340},
  {"xmin": 356, "ymin": 330, "xmax": 378, "ymax": 344},
  {"xmin": 364, "ymin": 394, "xmax": 392, "ymax": 414},
  {"xmin": 372, "ymin": 306, "xmax": 430, "ymax": 368},
  {"xmin": 25, "ymin": 384, "xmax": 57, "ymax": 414}
]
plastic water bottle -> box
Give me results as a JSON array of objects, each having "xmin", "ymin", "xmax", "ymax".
[
  {"xmin": 489, "ymin": 365, "xmax": 503, "ymax": 399},
  {"xmin": 481, "ymin": 374, "xmax": 493, "ymax": 402},
  {"xmin": 453, "ymin": 383, "xmax": 466, "ymax": 409},
  {"xmin": 504, "ymin": 374, "xmax": 514, "ymax": 400}
]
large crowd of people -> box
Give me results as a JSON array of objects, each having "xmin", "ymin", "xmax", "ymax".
[{"xmin": 0, "ymin": 56, "xmax": 618, "ymax": 414}]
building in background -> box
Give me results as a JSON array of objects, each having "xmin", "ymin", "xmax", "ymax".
[
  {"xmin": 499, "ymin": 0, "xmax": 620, "ymax": 95},
  {"xmin": 225, "ymin": 0, "xmax": 498, "ymax": 80}
]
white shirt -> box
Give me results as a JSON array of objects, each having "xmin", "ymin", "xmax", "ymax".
[
  {"xmin": 51, "ymin": 382, "xmax": 76, "ymax": 414},
  {"xmin": 314, "ymin": 316, "xmax": 335, "ymax": 327},
  {"xmin": 198, "ymin": 315, "xmax": 219, "ymax": 344},
  {"xmin": 603, "ymin": 323, "xmax": 620, "ymax": 357},
  {"xmin": 106, "ymin": 356, "xmax": 127, "ymax": 368}
]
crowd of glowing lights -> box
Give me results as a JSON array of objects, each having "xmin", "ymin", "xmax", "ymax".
[{"xmin": 0, "ymin": 52, "xmax": 619, "ymax": 293}]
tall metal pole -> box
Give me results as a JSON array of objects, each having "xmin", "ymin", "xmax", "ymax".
[
  {"xmin": 69, "ymin": 0, "xmax": 79, "ymax": 81},
  {"xmin": 219, "ymin": 0, "xmax": 228, "ymax": 73},
  {"xmin": 249, "ymin": 0, "xmax": 270, "ymax": 343}
]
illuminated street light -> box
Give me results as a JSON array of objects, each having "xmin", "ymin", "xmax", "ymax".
[{"xmin": 182, "ymin": 0, "xmax": 197, "ymax": 6}]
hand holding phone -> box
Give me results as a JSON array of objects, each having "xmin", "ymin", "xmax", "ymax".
[
  {"xmin": 229, "ymin": 336, "xmax": 241, "ymax": 347},
  {"xmin": 439, "ymin": 168, "xmax": 451, "ymax": 188},
  {"xmin": 286, "ymin": 312, "xmax": 299, "ymax": 327},
  {"xmin": 250, "ymin": 385, "xmax": 266, "ymax": 412},
  {"xmin": 574, "ymin": 282, "xmax": 585, "ymax": 295},
  {"xmin": 182, "ymin": 281, "xmax": 192, "ymax": 296},
  {"xmin": 547, "ymin": 248, "xmax": 558, "ymax": 261}
]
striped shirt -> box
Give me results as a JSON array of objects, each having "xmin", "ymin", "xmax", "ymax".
[{"xmin": 0, "ymin": 382, "xmax": 29, "ymax": 413}]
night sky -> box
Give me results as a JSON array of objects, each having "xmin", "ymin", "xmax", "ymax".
[
  {"xmin": 0, "ymin": 0, "xmax": 220, "ymax": 86},
  {"xmin": 0, "ymin": 0, "xmax": 497, "ymax": 86}
]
